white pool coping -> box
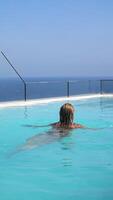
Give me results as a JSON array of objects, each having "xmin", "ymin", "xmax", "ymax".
[{"xmin": 0, "ymin": 94, "xmax": 113, "ymax": 108}]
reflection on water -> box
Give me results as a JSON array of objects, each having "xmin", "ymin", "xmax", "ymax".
[
  {"xmin": 24, "ymin": 106, "xmax": 28, "ymax": 118},
  {"xmin": 62, "ymin": 158, "xmax": 72, "ymax": 167},
  {"xmin": 9, "ymin": 127, "xmax": 74, "ymax": 157}
]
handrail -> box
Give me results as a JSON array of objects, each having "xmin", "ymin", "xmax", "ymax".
[{"xmin": 1, "ymin": 51, "xmax": 27, "ymax": 101}]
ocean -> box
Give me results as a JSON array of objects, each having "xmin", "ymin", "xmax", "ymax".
[{"xmin": 0, "ymin": 77, "xmax": 113, "ymax": 102}]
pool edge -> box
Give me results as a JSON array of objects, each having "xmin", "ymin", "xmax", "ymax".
[{"xmin": 0, "ymin": 94, "xmax": 113, "ymax": 108}]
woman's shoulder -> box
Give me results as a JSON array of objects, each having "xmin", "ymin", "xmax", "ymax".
[
  {"xmin": 73, "ymin": 123, "xmax": 85, "ymax": 128},
  {"xmin": 51, "ymin": 122, "xmax": 62, "ymax": 128}
]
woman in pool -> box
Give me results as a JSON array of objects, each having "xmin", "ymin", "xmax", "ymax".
[
  {"xmin": 24, "ymin": 103, "xmax": 84, "ymax": 129},
  {"xmin": 52, "ymin": 103, "xmax": 84, "ymax": 129},
  {"xmin": 9, "ymin": 103, "xmax": 84, "ymax": 156}
]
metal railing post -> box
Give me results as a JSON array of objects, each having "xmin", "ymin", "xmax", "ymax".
[
  {"xmin": 24, "ymin": 83, "xmax": 27, "ymax": 101},
  {"xmin": 1, "ymin": 51, "xmax": 27, "ymax": 101},
  {"xmin": 100, "ymin": 80, "xmax": 103, "ymax": 94},
  {"xmin": 88, "ymin": 80, "xmax": 91, "ymax": 93},
  {"xmin": 67, "ymin": 81, "xmax": 70, "ymax": 97}
]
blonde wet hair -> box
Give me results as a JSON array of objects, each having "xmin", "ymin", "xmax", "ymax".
[{"xmin": 59, "ymin": 103, "xmax": 74, "ymax": 125}]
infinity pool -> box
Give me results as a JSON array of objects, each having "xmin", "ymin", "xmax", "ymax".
[{"xmin": 0, "ymin": 97, "xmax": 113, "ymax": 200}]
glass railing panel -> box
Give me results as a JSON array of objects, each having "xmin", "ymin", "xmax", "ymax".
[
  {"xmin": 26, "ymin": 81, "xmax": 67, "ymax": 99},
  {"xmin": 89, "ymin": 80, "xmax": 100, "ymax": 93},
  {"xmin": 101, "ymin": 80, "xmax": 113, "ymax": 93},
  {"xmin": 0, "ymin": 78, "xmax": 24, "ymax": 102},
  {"xmin": 69, "ymin": 80, "xmax": 100, "ymax": 96}
]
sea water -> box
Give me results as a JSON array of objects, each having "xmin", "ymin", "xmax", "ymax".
[
  {"xmin": 1, "ymin": 77, "xmax": 113, "ymax": 101},
  {"xmin": 0, "ymin": 97, "xmax": 113, "ymax": 200}
]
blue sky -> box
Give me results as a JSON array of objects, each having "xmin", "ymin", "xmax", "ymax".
[{"xmin": 0, "ymin": 0, "xmax": 113, "ymax": 77}]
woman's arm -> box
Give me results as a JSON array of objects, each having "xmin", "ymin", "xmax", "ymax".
[
  {"xmin": 22, "ymin": 122, "xmax": 59, "ymax": 128},
  {"xmin": 23, "ymin": 124, "xmax": 52, "ymax": 128}
]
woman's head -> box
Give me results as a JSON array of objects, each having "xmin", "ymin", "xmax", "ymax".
[{"xmin": 59, "ymin": 103, "xmax": 74, "ymax": 125}]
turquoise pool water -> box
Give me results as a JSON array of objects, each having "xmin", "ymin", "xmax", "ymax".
[{"xmin": 0, "ymin": 97, "xmax": 113, "ymax": 200}]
